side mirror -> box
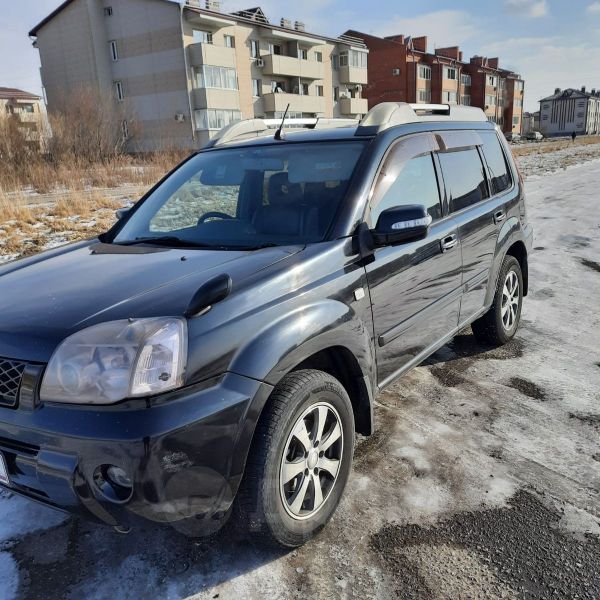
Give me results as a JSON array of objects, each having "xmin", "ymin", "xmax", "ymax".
[
  {"xmin": 115, "ymin": 208, "xmax": 131, "ymax": 221},
  {"xmin": 372, "ymin": 205, "xmax": 432, "ymax": 247}
]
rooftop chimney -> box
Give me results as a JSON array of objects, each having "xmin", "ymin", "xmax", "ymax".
[
  {"xmin": 281, "ymin": 17, "xmax": 292, "ymax": 28},
  {"xmin": 294, "ymin": 21, "xmax": 305, "ymax": 32},
  {"xmin": 554, "ymin": 87, "xmax": 561, "ymax": 94},
  {"xmin": 205, "ymin": 0, "xmax": 220, "ymax": 10},
  {"xmin": 581, "ymin": 86, "xmax": 586, "ymax": 93},
  {"xmin": 412, "ymin": 36, "xmax": 427, "ymax": 52}
]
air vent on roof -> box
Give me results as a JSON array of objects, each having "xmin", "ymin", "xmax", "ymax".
[
  {"xmin": 281, "ymin": 18, "xmax": 292, "ymax": 28},
  {"xmin": 205, "ymin": 0, "xmax": 220, "ymax": 10},
  {"xmin": 295, "ymin": 21, "xmax": 305, "ymax": 32}
]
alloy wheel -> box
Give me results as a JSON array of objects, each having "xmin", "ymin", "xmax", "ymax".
[
  {"xmin": 501, "ymin": 269, "xmax": 520, "ymax": 331},
  {"xmin": 279, "ymin": 402, "xmax": 344, "ymax": 521}
]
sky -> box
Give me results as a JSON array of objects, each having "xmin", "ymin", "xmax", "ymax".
[{"xmin": 2, "ymin": 0, "xmax": 600, "ymax": 112}]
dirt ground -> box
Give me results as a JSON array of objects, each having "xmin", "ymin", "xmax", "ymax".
[{"xmin": 1, "ymin": 153, "xmax": 600, "ymax": 600}]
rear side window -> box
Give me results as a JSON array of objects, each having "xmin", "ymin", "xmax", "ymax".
[
  {"xmin": 480, "ymin": 131, "xmax": 512, "ymax": 195},
  {"xmin": 438, "ymin": 149, "xmax": 489, "ymax": 213}
]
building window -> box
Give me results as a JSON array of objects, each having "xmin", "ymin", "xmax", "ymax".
[
  {"xmin": 104, "ymin": 7, "xmax": 113, "ymax": 16},
  {"xmin": 250, "ymin": 39, "xmax": 260, "ymax": 58},
  {"xmin": 194, "ymin": 65, "xmax": 238, "ymax": 90},
  {"xmin": 122, "ymin": 120, "xmax": 129, "ymax": 140},
  {"xmin": 224, "ymin": 35, "xmax": 235, "ymax": 48},
  {"xmin": 297, "ymin": 82, "xmax": 309, "ymax": 96},
  {"xmin": 268, "ymin": 43, "xmax": 282, "ymax": 55},
  {"xmin": 316, "ymin": 85, "xmax": 324, "ymax": 97},
  {"xmin": 444, "ymin": 67, "xmax": 457, "ymax": 80},
  {"xmin": 514, "ymin": 98, "xmax": 523, "ymax": 108},
  {"xmin": 461, "ymin": 95, "xmax": 471, "ymax": 105},
  {"xmin": 109, "ymin": 40, "xmax": 118, "ymax": 61},
  {"xmin": 515, "ymin": 80, "xmax": 524, "ymax": 91},
  {"xmin": 194, "ymin": 108, "xmax": 241, "ymax": 130},
  {"xmin": 339, "ymin": 50, "xmax": 367, "ymax": 68},
  {"xmin": 443, "ymin": 91, "xmax": 457, "ymax": 104},
  {"xmin": 485, "ymin": 94, "xmax": 496, "ymax": 106},
  {"xmin": 332, "ymin": 55, "xmax": 339, "ymax": 70},
  {"xmin": 392, "ymin": 68, "xmax": 401, "ymax": 76},
  {"xmin": 252, "ymin": 78, "xmax": 261, "ymax": 97},
  {"xmin": 499, "ymin": 78, "xmax": 506, "ymax": 89},
  {"xmin": 418, "ymin": 65, "xmax": 431, "ymax": 80},
  {"xmin": 298, "ymin": 48, "xmax": 308, "ymax": 60},
  {"xmin": 513, "ymin": 116, "xmax": 520, "ymax": 125},
  {"xmin": 271, "ymin": 80, "xmax": 286, "ymax": 93},
  {"xmin": 461, "ymin": 73, "xmax": 471, "ymax": 86},
  {"xmin": 333, "ymin": 86, "xmax": 339, "ymax": 101},
  {"xmin": 115, "ymin": 81, "xmax": 124, "ymax": 101},
  {"xmin": 418, "ymin": 89, "xmax": 431, "ymax": 102},
  {"xmin": 315, "ymin": 51, "xmax": 323, "ymax": 63},
  {"xmin": 487, "ymin": 75, "xmax": 497, "ymax": 86},
  {"xmin": 193, "ymin": 30, "xmax": 213, "ymax": 45}
]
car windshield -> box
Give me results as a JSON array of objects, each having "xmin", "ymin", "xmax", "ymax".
[{"xmin": 113, "ymin": 141, "xmax": 367, "ymax": 249}]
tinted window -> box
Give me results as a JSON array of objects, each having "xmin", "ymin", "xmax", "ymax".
[
  {"xmin": 371, "ymin": 135, "xmax": 442, "ymax": 226},
  {"xmin": 480, "ymin": 131, "xmax": 512, "ymax": 195},
  {"xmin": 439, "ymin": 149, "xmax": 489, "ymax": 212}
]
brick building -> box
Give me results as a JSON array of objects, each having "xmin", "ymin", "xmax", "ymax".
[{"xmin": 344, "ymin": 31, "xmax": 525, "ymax": 135}]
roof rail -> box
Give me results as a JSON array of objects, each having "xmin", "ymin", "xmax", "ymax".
[
  {"xmin": 355, "ymin": 102, "xmax": 488, "ymax": 136},
  {"xmin": 204, "ymin": 117, "xmax": 359, "ymax": 148}
]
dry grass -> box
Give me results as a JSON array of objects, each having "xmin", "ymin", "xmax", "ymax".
[
  {"xmin": 0, "ymin": 189, "xmax": 126, "ymax": 260},
  {"xmin": 511, "ymin": 136, "xmax": 600, "ymax": 156}
]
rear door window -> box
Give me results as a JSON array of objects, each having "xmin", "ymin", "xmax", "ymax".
[
  {"xmin": 480, "ymin": 131, "xmax": 512, "ymax": 195},
  {"xmin": 438, "ymin": 149, "xmax": 489, "ymax": 213}
]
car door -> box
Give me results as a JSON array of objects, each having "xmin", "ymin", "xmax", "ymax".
[
  {"xmin": 364, "ymin": 133, "xmax": 463, "ymax": 387},
  {"xmin": 436, "ymin": 129, "xmax": 514, "ymax": 323}
]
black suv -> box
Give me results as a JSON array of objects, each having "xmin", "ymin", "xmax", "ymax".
[{"xmin": 0, "ymin": 103, "xmax": 532, "ymax": 547}]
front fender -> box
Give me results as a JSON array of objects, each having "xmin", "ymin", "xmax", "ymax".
[{"xmin": 229, "ymin": 299, "xmax": 374, "ymax": 387}]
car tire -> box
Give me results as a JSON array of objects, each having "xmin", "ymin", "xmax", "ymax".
[
  {"xmin": 236, "ymin": 369, "xmax": 354, "ymax": 547},
  {"xmin": 472, "ymin": 255, "xmax": 523, "ymax": 345}
]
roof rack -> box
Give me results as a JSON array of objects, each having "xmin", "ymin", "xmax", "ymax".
[
  {"xmin": 204, "ymin": 117, "xmax": 359, "ymax": 148},
  {"xmin": 355, "ymin": 102, "xmax": 488, "ymax": 136}
]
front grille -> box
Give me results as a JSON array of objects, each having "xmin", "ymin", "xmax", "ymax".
[{"xmin": 0, "ymin": 357, "xmax": 27, "ymax": 408}]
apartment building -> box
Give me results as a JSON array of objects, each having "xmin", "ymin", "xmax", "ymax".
[
  {"xmin": 344, "ymin": 31, "xmax": 525, "ymax": 135},
  {"xmin": 29, "ymin": 0, "xmax": 369, "ymax": 151},
  {"xmin": 0, "ymin": 87, "xmax": 46, "ymax": 152},
  {"xmin": 538, "ymin": 87, "xmax": 600, "ymax": 137}
]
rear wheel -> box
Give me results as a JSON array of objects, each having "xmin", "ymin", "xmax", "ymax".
[
  {"xmin": 472, "ymin": 255, "xmax": 523, "ymax": 345},
  {"xmin": 236, "ymin": 369, "xmax": 354, "ymax": 547}
]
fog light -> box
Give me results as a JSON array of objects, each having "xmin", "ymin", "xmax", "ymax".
[
  {"xmin": 106, "ymin": 466, "xmax": 132, "ymax": 489},
  {"xmin": 93, "ymin": 464, "xmax": 133, "ymax": 504}
]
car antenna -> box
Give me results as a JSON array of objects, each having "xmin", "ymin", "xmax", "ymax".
[{"xmin": 274, "ymin": 103, "xmax": 290, "ymax": 140}]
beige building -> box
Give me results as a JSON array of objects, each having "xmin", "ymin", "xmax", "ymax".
[
  {"xmin": 30, "ymin": 1, "xmax": 369, "ymax": 151},
  {"xmin": 0, "ymin": 87, "xmax": 46, "ymax": 152}
]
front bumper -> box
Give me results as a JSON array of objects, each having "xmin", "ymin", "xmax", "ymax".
[{"xmin": 0, "ymin": 372, "xmax": 272, "ymax": 530}]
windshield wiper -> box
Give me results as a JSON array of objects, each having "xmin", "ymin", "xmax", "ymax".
[{"xmin": 114, "ymin": 236, "xmax": 215, "ymax": 248}]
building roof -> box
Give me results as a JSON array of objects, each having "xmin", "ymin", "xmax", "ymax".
[
  {"xmin": 29, "ymin": 0, "xmax": 76, "ymax": 36},
  {"xmin": 539, "ymin": 88, "xmax": 599, "ymax": 102},
  {"xmin": 0, "ymin": 87, "xmax": 40, "ymax": 101}
]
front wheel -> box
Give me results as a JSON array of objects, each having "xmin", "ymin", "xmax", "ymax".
[
  {"xmin": 236, "ymin": 369, "xmax": 354, "ymax": 547},
  {"xmin": 472, "ymin": 255, "xmax": 523, "ymax": 345}
]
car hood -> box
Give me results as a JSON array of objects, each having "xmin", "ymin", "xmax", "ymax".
[{"xmin": 0, "ymin": 240, "xmax": 300, "ymax": 362}]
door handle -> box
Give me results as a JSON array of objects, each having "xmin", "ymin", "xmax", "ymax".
[
  {"xmin": 494, "ymin": 210, "xmax": 506, "ymax": 224},
  {"xmin": 440, "ymin": 234, "xmax": 458, "ymax": 252}
]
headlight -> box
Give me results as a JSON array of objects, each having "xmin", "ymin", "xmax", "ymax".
[{"xmin": 40, "ymin": 318, "xmax": 187, "ymax": 404}]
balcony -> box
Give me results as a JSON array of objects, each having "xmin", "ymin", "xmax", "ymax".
[
  {"xmin": 191, "ymin": 88, "xmax": 240, "ymax": 110},
  {"xmin": 339, "ymin": 65, "xmax": 368, "ymax": 85},
  {"xmin": 188, "ymin": 43, "xmax": 236, "ymax": 68},
  {"xmin": 263, "ymin": 92, "xmax": 325, "ymax": 115},
  {"xmin": 339, "ymin": 97, "xmax": 368, "ymax": 115},
  {"xmin": 261, "ymin": 54, "xmax": 324, "ymax": 80}
]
